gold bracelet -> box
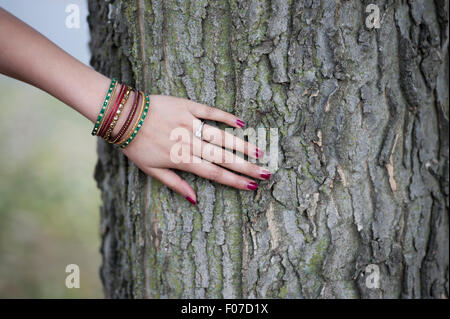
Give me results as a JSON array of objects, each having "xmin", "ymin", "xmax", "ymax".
[
  {"xmin": 104, "ymin": 86, "xmax": 131, "ymax": 141},
  {"xmin": 117, "ymin": 91, "xmax": 146, "ymax": 146}
]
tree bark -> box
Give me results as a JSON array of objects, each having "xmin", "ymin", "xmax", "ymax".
[{"xmin": 88, "ymin": 0, "xmax": 449, "ymax": 299}]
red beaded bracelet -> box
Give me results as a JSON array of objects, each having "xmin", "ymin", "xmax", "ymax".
[{"xmin": 104, "ymin": 86, "xmax": 131, "ymax": 140}]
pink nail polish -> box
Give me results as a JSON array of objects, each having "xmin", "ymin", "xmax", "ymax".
[
  {"xmin": 260, "ymin": 171, "xmax": 271, "ymax": 180},
  {"xmin": 247, "ymin": 181, "xmax": 258, "ymax": 190},
  {"xmin": 186, "ymin": 196, "xmax": 197, "ymax": 205},
  {"xmin": 236, "ymin": 119, "xmax": 245, "ymax": 128},
  {"xmin": 255, "ymin": 148, "xmax": 264, "ymax": 158}
]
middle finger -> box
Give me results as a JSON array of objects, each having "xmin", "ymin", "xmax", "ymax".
[
  {"xmin": 200, "ymin": 123, "xmax": 264, "ymax": 159},
  {"xmin": 192, "ymin": 137, "xmax": 271, "ymax": 180}
]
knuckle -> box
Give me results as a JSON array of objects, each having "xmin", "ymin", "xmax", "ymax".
[
  {"xmin": 178, "ymin": 120, "xmax": 188, "ymax": 129},
  {"xmin": 204, "ymin": 106, "xmax": 214, "ymax": 117},
  {"xmin": 165, "ymin": 179, "xmax": 177, "ymax": 190},
  {"xmin": 225, "ymin": 112, "xmax": 233, "ymax": 121},
  {"xmin": 163, "ymin": 175, "xmax": 179, "ymax": 188},
  {"xmin": 208, "ymin": 166, "xmax": 222, "ymax": 182},
  {"xmin": 179, "ymin": 116, "xmax": 193, "ymax": 130},
  {"xmin": 250, "ymin": 163, "xmax": 260, "ymax": 175}
]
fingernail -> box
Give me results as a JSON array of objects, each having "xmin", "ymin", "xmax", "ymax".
[
  {"xmin": 247, "ymin": 181, "xmax": 258, "ymax": 190},
  {"xmin": 260, "ymin": 170, "xmax": 271, "ymax": 180},
  {"xmin": 255, "ymin": 148, "xmax": 264, "ymax": 158},
  {"xmin": 236, "ymin": 119, "xmax": 245, "ymax": 128},
  {"xmin": 186, "ymin": 196, "xmax": 197, "ymax": 205}
]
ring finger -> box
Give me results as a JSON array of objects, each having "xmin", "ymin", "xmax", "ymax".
[
  {"xmin": 179, "ymin": 156, "xmax": 259, "ymax": 191},
  {"xmin": 192, "ymin": 137, "xmax": 271, "ymax": 181}
]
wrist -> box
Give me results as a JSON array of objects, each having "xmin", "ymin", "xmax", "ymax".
[
  {"xmin": 85, "ymin": 74, "xmax": 112, "ymax": 123},
  {"xmin": 91, "ymin": 79, "xmax": 150, "ymax": 148}
]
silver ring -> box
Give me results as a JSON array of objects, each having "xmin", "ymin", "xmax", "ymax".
[{"xmin": 195, "ymin": 121, "xmax": 205, "ymax": 140}]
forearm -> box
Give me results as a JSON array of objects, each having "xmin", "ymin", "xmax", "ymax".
[
  {"xmin": 0, "ymin": 7, "xmax": 108, "ymax": 122},
  {"xmin": 0, "ymin": 8, "xmax": 268, "ymax": 202}
]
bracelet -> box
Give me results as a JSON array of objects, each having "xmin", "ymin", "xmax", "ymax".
[
  {"xmin": 91, "ymin": 78, "xmax": 117, "ymax": 136},
  {"xmin": 98, "ymin": 84, "xmax": 126, "ymax": 138},
  {"xmin": 104, "ymin": 86, "xmax": 131, "ymax": 141},
  {"xmin": 119, "ymin": 93, "xmax": 150, "ymax": 149},
  {"xmin": 116, "ymin": 91, "xmax": 145, "ymax": 146},
  {"xmin": 97, "ymin": 82, "xmax": 119, "ymax": 137},
  {"xmin": 109, "ymin": 89, "xmax": 139, "ymax": 144}
]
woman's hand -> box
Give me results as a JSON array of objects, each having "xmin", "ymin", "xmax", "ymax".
[
  {"xmin": 0, "ymin": 9, "xmax": 270, "ymax": 205},
  {"xmin": 121, "ymin": 95, "xmax": 271, "ymax": 205}
]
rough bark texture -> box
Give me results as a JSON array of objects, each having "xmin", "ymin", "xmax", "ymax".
[{"xmin": 88, "ymin": 0, "xmax": 449, "ymax": 298}]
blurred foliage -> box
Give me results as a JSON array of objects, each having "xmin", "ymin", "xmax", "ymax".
[{"xmin": 0, "ymin": 77, "xmax": 102, "ymax": 298}]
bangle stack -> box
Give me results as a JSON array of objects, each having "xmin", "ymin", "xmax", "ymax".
[{"xmin": 91, "ymin": 78, "xmax": 150, "ymax": 149}]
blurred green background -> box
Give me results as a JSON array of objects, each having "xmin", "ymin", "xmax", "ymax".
[
  {"xmin": 0, "ymin": 0, "xmax": 102, "ymax": 298},
  {"xmin": 0, "ymin": 77, "xmax": 103, "ymax": 298}
]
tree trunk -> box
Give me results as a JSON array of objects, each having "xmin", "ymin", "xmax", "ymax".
[{"xmin": 88, "ymin": 0, "xmax": 449, "ymax": 299}]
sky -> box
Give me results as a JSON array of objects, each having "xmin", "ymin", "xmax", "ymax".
[{"xmin": 0, "ymin": 0, "xmax": 91, "ymax": 65}]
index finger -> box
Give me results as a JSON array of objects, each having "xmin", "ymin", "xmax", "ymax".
[{"xmin": 187, "ymin": 101, "xmax": 245, "ymax": 128}]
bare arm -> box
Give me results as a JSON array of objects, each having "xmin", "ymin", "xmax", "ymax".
[
  {"xmin": 0, "ymin": 7, "xmax": 109, "ymax": 122},
  {"xmin": 0, "ymin": 8, "xmax": 271, "ymax": 205}
]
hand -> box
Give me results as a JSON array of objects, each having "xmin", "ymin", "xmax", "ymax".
[{"xmin": 121, "ymin": 95, "xmax": 271, "ymax": 205}]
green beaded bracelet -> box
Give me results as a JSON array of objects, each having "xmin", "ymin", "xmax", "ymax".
[
  {"xmin": 119, "ymin": 94, "xmax": 150, "ymax": 149},
  {"xmin": 91, "ymin": 78, "xmax": 117, "ymax": 136}
]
